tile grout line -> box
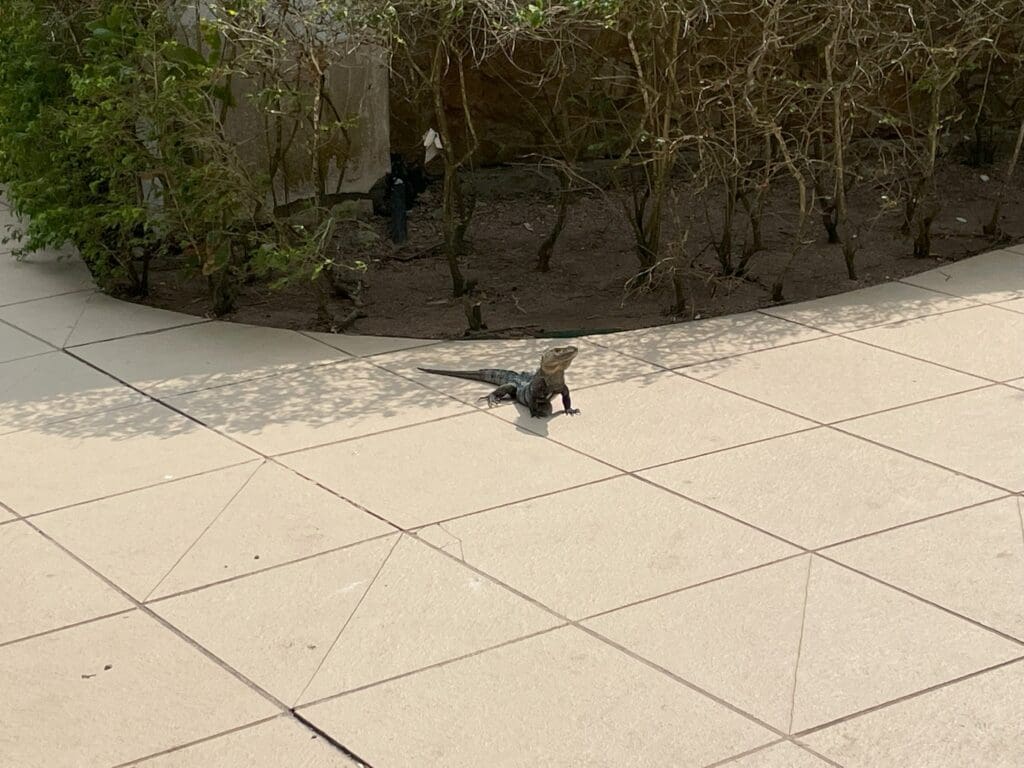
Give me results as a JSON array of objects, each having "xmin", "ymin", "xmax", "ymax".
[
  {"xmin": 20, "ymin": 458, "xmax": 262, "ymax": 522},
  {"xmin": 792, "ymin": 655, "xmax": 1024, "ymax": 740},
  {"xmin": 700, "ymin": 739, "xmax": 787, "ymax": 768},
  {"xmin": 142, "ymin": 531, "xmax": 402, "ymax": 606},
  {"xmin": 109, "ymin": 714, "xmax": 284, "ymax": 768},
  {"xmin": 14, "ymin": 515, "xmax": 377, "ymax": 767},
  {"xmin": 291, "ymin": 534, "xmax": 404, "ymax": 706},
  {"xmin": 813, "ymin": 491, "xmax": 1016, "ymax": 551},
  {"xmin": 786, "ymin": 556, "xmax": 814, "ymax": 734},
  {"xmin": 838, "ymin": 330, "xmax": 1018, "ymax": 386},
  {"xmin": 294, "ymin": 623, "xmax": 570, "ymax": 711},
  {"xmin": 0, "ymin": 606, "xmax": 136, "ymax": 650},
  {"xmin": 141, "ymin": 461, "xmax": 266, "ymax": 602},
  {"xmin": 0, "ymin": 287, "xmax": 94, "ymax": 311},
  {"xmin": 816, "ymin": 552, "xmax": 1024, "ymax": 647},
  {"xmin": 62, "ymin": 316, "xmax": 214, "ymax": 351}
]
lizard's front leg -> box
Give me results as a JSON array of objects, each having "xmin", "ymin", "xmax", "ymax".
[{"xmin": 561, "ymin": 387, "xmax": 580, "ymax": 416}]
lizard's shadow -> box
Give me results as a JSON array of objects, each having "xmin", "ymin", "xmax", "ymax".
[{"xmin": 510, "ymin": 406, "xmax": 552, "ymax": 437}]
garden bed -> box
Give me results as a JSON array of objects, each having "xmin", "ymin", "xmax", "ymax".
[{"xmin": 136, "ymin": 158, "xmax": 1024, "ymax": 339}]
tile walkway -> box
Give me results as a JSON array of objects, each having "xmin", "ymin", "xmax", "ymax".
[{"xmin": 2, "ymin": 198, "xmax": 1023, "ymax": 767}]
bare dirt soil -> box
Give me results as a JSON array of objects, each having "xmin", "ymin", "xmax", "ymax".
[{"xmin": 139, "ymin": 158, "xmax": 1024, "ymax": 339}]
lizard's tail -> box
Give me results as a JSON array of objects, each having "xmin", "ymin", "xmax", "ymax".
[{"xmin": 417, "ymin": 367, "xmax": 513, "ymax": 386}]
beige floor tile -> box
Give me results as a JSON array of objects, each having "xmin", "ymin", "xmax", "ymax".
[
  {"xmin": 0, "ymin": 402, "xmax": 256, "ymax": 515},
  {"xmin": 126, "ymin": 716, "xmax": 360, "ymax": 767},
  {"xmin": 1008, "ymin": 377, "xmax": 1024, "ymax": 390},
  {"xmin": 300, "ymin": 627, "xmax": 775, "ymax": 768},
  {"xmin": 685, "ymin": 336, "xmax": 984, "ymax": 423},
  {"xmin": 299, "ymin": 536, "xmax": 561, "ymax": 703},
  {"xmin": 417, "ymin": 476, "xmax": 798, "ymax": 618},
  {"xmin": 826, "ymin": 497, "xmax": 1024, "ymax": 639},
  {"xmin": 588, "ymin": 312, "xmax": 825, "ymax": 369},
  {"xmin": 168, "ymin": 360, "xmax": 471, "ymax": 455},
  {"xmin": 724, "ymin": 741, "xmax": 834, "ymax": 767},
  {"xmin": 153, "ymin": 535, "xmax": 559, "ymax": 705},
  {"xmin": 0, "ymin": 352, "xmax": 148, "ymax": 435},
  {"xmin": 0, "ymin": 291, "xmax": 201, "ymax": 349},
  {"xmin": 35, "ymin": 463, "xmax": 259, "ymax": 599},
  {"xmin": 841, "ymin": 386, "xmax": 1024, "ymax": 490},
  {"xmin": 376, "ymin": 338, "xmax": 656, "ymax": 406},
  {"xmin": 848, "ymin": 305, "xmax": 1024, "ymax": 381},
  {"xmin": 590, "ymin": 557, "xmax": 1021, "ymax": 735},
  {"xmin": 505, "ymin": 372, "xmax": 811, "ymax": 470},
  {"xmin": 641, "ymin": 429, "xmax": 1001, "ymax": 548},
  {"xmin": 153, "ymin": 537, "xmax": 398, "ymax": 704},
  {"xmin": 790, "ymin": 557, "xmax": 1020, "ymax": 731},
  {"xmin": 0, "ymin": 611, "xmax": 277, "ymax": 768},
  {"xmin": 36, "ymin": 462, "xmax": 391, "ymax": 600},
  {"xmin": 0, "ymin": 523, "xmax": 131, "ymax": 644},
  {"xmin": 303, "ymin": 331, "xmax": 438, "ymax": 357},
  {"xmin": 73, "ymin": 321, "xmax": 345, "ymax": 396},
  {"xmin": 0, "ymin": 321, "xmax": 50, "ymax": 363},
  {"xmin": 761, "ymin": 282, "xmax": 976, "ymax": 333},
  {"xmin": 150, "ymin": 463, "xmax": 394, "ymax": 598},
  {"xmin": 0, "ymin": 250, "xmax": 94, "ymax": 306},
  {"xmin": 902, "ymin": 248, "xmax": 1024, "ymax": 303},
  {"xmin": 586, "ymin": 557, "xmax": 811, "ymax": 731},
  {"xmin": 802, "ymin": 662, "xmax": 1024, "ymax": 767},
  {"xmin": 281, "ymin": 411, "xmax": 616, "ymax": 528}
]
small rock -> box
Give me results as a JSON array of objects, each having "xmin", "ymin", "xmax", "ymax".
[
  {"xmin": 955, "ymin": 217, "xmax": 968, "ymax": 223},
  {"xmin": 980, "ymin": 174, "xmax": 990, "ymax": 182}
]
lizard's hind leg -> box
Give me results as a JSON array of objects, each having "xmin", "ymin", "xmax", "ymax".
[{"xmin": 478, "ymin": 383, "xmax": 517, "ymax": 408}]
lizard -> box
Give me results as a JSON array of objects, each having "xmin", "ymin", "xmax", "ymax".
[{"xmin": 418, "ymin": 345, "xmax": 581, "ymax": 418}]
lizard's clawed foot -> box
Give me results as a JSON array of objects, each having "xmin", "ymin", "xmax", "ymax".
[{"xmin": 564, "ymin": 408, "xmax": 581, "ymax": 416}]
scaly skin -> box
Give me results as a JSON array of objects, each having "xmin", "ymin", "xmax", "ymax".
[{"xmin": 419, "ymin": 345, "xmax": 581, "ymax": 418}]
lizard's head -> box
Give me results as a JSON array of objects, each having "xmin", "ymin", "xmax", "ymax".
[{"xmin": 540, "ymin": 345, "xmax": 578, "ymax": 373}]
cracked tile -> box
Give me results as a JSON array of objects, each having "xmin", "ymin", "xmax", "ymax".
[
  {"xmin": 281, "ymin": 411, "xmax": 616, "ymax": 529},
  {"xmin": 0, "ymin": 352, "xmax": 148, "ymax": 435},
  {"xmin": 36, "ymin": 462, "xmax": 391, "ymax": 600},
  {"xmin": 0, "ymin": 291, "xmax": 202, "ymax": 349},
  {"xmin": 300, "ymin": 627, "xmax": 775, "ymax": 768},
  {"xmin": 825, "ymin": 497, "xmax": 1024, "ymax": 640},
  {"xmin": 588, "ymin": 556, "xmax": 1020, "ymax": 734},
  {"xmin": 848, "ymin": 305, "xmax": 1024, "ymax": 381},
  {"xmin": 125, "ymin": 716, "xmax": 361, "ymax": 767},
  {"xmin": 902, "ymin": 248, "xmax": 1024, "ymax": 303},
  {"xmin": 506, "ymin": 372, "xmax": 811, "ymax": 470},
  {"xmin": 0, "ymin": 611, "xmax": 277, "ymax": 768},
  {"xmin": 416, "ymin": 476, "xmax": 798, "ymax": 618},
  {"xmin": 842, "ymin": 386, "xmax": 1024, "ymax": 490},
  {"xmin": 588, "ymin": 312, "xmax": 825, "ymax": 368},
  {"xmin": 641, "ymin": 428, "xmax": 1001, "ymax": 548},
  {"xmin": 0, "ymin": 402, "xmax": 256, "ymax": 515},
  {"xmin": 152, "ymin": 535, "xmax": 558, "ymax": 705},
  {"xmin": 72, "ymin": 321, "xmax": 346, "ymax": 396},
  {"xmin": 0, "ymin": 321, "xmax": 50, "ymax": 363},
  {"xmin": 761, "ymin": 281, "xmax": 976, "ymax": 333},
  {"xmin": 167, "ymin": 359, "xmax": 471, "ymax": 455},
  {"xmin": 685, "ymin": 336, "xmax": 984, "ymax": 423},
  {"xmin": 802, "ymin": 662, "xmax": 1024, "ymax": 767},
  {"xmin": 0, "ymin": 522, "xmax": 131, "ymax": 644}
]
